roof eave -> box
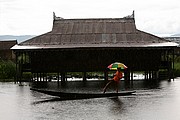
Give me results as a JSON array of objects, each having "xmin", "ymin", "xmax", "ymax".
[{"xmin": 11, "ymin": 42, "xmax": 179, "ymax": 50}]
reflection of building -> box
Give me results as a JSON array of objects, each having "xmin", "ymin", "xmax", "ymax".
[
  {"xmin": 0, "ymin": 40, "xmax": 17, "ymax": 61},
  {"xmin": 12, "ymin": 13, "xmax": 178, "ymax": 82}
]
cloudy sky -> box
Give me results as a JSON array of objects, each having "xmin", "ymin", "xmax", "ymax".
[{"xmin": 0, "ymin": 0, "xmax": 180, "ymax": 37}]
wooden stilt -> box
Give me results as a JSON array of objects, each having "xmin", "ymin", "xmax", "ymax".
[
  {"xmin": 124, "ymin": 69, "xmax": 130, "ymax": 81},
  {"xmin": 172, "ymin": 49, "xmax": 175, "ymax": 81},
  {"xmin": 124, "ymin": 69, "xmax": 130, "ymax": 90},
  {"xmin": 45, "ymin": 73, "xmax": 47, "ymax": 82},
  {"xmin": 37, "ymin": 73, "xmax": 39, "ymax": 82},
  {"xmin": 104, "ymin": 70, "xmax": 108, "ymax": 81},
  {"xmin": 57, "ymin": 72, "xmax": 60, "ymax": 86},
  {"xmin": 144, "ymin": 71, "xmax": 147, "ymax": 80},
  {"xmin": 61, "ymin": 72, "xmax": 66, "ymax": 86},
  {"xmin": 148, "ymin": 71, "xmax": 150, "ymax": 80},
  {"xmin": 15, "ymin": 52, "xmax": 18, "ymax": 84},
  {"xmin": 130, "ymin": 71, "xmax": 133, "ymax": 81},
  {"xmin": 83, "ymin": 72, "xmax": 86, "ymax": 82},
  {"xmin": 40, "ymin": 72, "xmax": 42, "ymax": 82},
  {"xmin": 42, "ymin": 73, "xmax": 44, "ymax": 82}
]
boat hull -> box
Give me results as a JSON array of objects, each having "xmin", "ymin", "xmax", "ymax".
[{"xmin": 30, "ymin": 88, "xmax": 136, "ymax": 99}]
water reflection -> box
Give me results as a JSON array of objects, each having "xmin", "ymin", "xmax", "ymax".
[
  {"xmin": 31, "ymin": 79, "xmax": 161, "ymax": 93},
  {"xmin": 109, "ymin": 97, "xmax": 124, "ymax": 115},
  {"xmin": 32, "ymin": 97, "xmax": 63, "ymax": 105}
]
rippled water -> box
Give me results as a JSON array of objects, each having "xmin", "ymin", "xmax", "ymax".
[{"xmin": 0, "ymin": 78, "xmax": 180, "ymax": 120}]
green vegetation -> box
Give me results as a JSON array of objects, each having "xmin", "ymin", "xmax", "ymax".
[
  {"xmin": 0, "ymin": 60, "xmax": 16, "ymax": 81},
  {"xmin": 174, "ymin": 56, "xmax": 180, "ymax": 77}
]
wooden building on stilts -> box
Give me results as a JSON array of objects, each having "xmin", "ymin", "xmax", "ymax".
[{"xmin": 11, "ymin": 12, "xmax": 178, "ymax": 85}]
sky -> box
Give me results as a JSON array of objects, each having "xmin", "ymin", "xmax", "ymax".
[{"xmin": 0, "ymin": 0, "xmax": 180, "ymax": 37}]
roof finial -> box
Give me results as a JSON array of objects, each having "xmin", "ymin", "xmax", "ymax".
[
  {"xmin": 53, "ymin": 12, "xmax": 56, "ymax": 20},
  {"xmin": 132, "ymin": 10, "xmax": 135, "ymax": 18},
  {"xmin": 53, "ymin": 12, "xmax": 64, "ymax": 20},
  {"xmin": 123, "ymin": 10, "xmax": 135, "ymax": 19}
]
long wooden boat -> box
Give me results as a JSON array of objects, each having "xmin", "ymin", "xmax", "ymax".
[{"xmin": 30, "ymin": 88, "xmax": 136, "ymax": 99}]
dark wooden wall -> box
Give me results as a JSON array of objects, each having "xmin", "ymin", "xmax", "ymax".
[{"xmin": 27, "ymin": 48, "xmax": 164, "ymax": 73}]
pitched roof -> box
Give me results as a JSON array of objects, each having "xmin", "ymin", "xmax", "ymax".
[
  {"xmin": 0, "ymin": 40, "xmax": 17, "ymax": 50},
  {"xmin": 12, "ymin": 17, "xmax": 178, "ymax": 50}
]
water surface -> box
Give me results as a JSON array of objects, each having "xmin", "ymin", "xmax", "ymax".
[{"xmin": 0, "ymin": 78, "xmax": 180, "ymax": 120}]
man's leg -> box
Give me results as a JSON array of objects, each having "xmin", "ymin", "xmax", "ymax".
[
  {"xmin": 103, "ymin": 80, "xmax": 113, "ymax": 93},
  {"xmin": 115, "ymin": 81, "xmax": 120, "ymax": 93}
]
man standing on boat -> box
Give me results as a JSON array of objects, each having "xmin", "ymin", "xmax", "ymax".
[{"xmin": 103, "ymin": 67, "xmax": 123, "ymax": 93}]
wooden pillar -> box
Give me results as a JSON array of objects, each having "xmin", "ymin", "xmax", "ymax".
[
  {"xmin": 152, "ymin": 71, "xmax": 158, "ymax": 80},
  {"xmin": 31, "ymin": 73, "xmax": 33, "ymax": 82},
  {"xmin": 42, "ymin": 73, "xmax": 45, "ymax": 82},
  {"xmin": 144, "ymin": 71, "xmax": 147, "ymax": 80},
  {"xmin": 34, "ymin": 73, "xmax": 36, "ymax": 82},
  {"xmin": 15, "ymin": 52, "xmax": 18, "ymax": 83},
  {"xmin": 130, "ymin": 71, "xmax": 133, "ymax": 81},
  {"xmin": 32, "ymin": 73, "xmax": 34, "ymax": 82},
  {"xmin": 61, "ymin": 72, "xmax": 66, "ymax": 86},
  {"xmin": 124, "ymin": 69, "xmax": 130, "ymax": 81},
  {"xmin": 40, "ymin": 72, "xmax": 42, "ymax": 82},
  {"xmin": 156, "ymin": 71, "xmax": 159, "ymax": 80},
  {"xmin": 18, "ymin": 52, "xmax": 23, "ymax": 84},
  {"xmin": 148, "ymin": 71, "xmax": 151, "ymax": 80},
  {"xmin": 152, "ymin": 71, "xmax": 154, "ymax": 80},
  {"xmin": 57, "ymin": 72, "xmax": 60, "ymax": 86},
  {"xmin": 152, "ymin": 71, "xmax": 155, "ymax": 80},
  {"xmin": 83, "ymin": 72, "xmax": 86, "ymax": 82},
  {"xmin": 45, "ymin": 73, "xmax": 47, "ymax": 82},
  {"xmin": 146, "ymin": 71, "xmax": 149, "ymax": 80},
  {"xmin": 104, "ymin": 70, "xmax": 108, "ymax": 81},
  {"xmin": 172, "ymin": 49, "xmax": 175, "ymax": 81},
  {"xmin": 36, "ymin": 73, "xmax": 39, "ymax": 82},
  {"xmin": 144, "ymin": 71, "xmax": 146, "ymax": 80},
  {"xmin": 124, "ymin": 69, "xmax": 130, "ymax": 90},
  {"xmin": 168, "ymin": 66, "xmax": 172, "ymax": 81}
]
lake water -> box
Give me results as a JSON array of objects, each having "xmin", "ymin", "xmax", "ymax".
[{"xmin": 0, "ymin": 78, "xmax": 180, "ymax": 120}]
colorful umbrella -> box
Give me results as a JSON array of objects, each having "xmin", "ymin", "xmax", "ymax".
[{"xmin": 107, "ymin": 62, "xmax": 128, "ymax": 70}]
